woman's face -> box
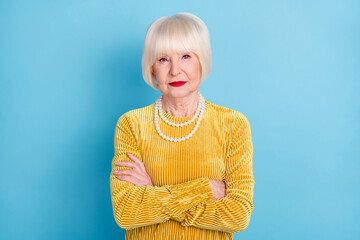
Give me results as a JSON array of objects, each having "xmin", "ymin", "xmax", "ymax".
[{"xmin": 152, "ymin": 51, "xmax": 201, "ymax": 99}]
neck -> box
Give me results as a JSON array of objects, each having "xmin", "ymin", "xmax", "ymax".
[{"xmin": 161, "ymin": 92, "xmax": 199, "ymax": 117}]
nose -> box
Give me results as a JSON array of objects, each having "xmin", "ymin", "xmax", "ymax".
[{"xmin": 170, "ymin": 59, "xmax": 181, "ymax": 76}]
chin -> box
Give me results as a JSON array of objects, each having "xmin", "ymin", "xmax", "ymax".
[{"xmin": 166, "ymin": 89, "xmax": 198, "ymax": 99}]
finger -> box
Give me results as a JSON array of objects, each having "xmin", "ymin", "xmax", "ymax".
[
  {"xmin": 113, "ymin": 169, "xmax": 132, "ymax": 176},
  {"xmin": 117, "ymin": 175, "xmax": 138, "ymax": 186},
  {"xmin": 115, "ymin": 161, "xmax": 136, "ymax": 169},
  {"xmin": 127, "ymin": 153, "xmax": 146, "ymax": 170},
  {"xmin": 127, "ymin": 153, "xmax": 142, "ymax": 163}
]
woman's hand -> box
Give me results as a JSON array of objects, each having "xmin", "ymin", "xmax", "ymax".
[
  {"xmin": 112, "ymin": 153, "xmax": 225, "ymax": 199},
  {"xmin": 113, "ymin": 153, "xmax": 154, "ymax": 187},
  {"xmin": 208, "ymin": 179, "xmax": 226, "ymax": 200}
]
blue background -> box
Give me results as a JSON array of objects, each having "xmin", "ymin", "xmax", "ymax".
[{"xmin": 1, "ymin": 0, "xmax": 359, "ymax": 239}]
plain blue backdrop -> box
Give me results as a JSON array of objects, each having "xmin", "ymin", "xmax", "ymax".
[{"xmin": 1, "ymin": 0, "xmax": 359, "ymax": 239}]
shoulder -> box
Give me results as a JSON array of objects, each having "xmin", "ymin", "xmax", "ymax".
[
  {"xmin": 116, "ymin": 103, "xmax": 155, "ymax": 127},
  {"xmin": 206, "ymin": 100, "xmax": 251, "ymax": 127},
  {"xmin": 207, "ymin": 101, "xmax": 252, "ymax": 151}
]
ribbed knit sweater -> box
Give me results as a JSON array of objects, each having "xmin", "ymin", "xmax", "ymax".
[{"xmin": 110, "ymin": 99, "xmax": 254, "ymax": 240}]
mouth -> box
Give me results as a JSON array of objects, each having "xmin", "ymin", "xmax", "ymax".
[{"xmin": 169, "ymin": 81, "xmax": 187, "ymax": 87}]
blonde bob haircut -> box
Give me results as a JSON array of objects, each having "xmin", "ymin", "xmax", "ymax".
[{"xmin": 142, "ymin": 12, "xmax": 212, "ymax": 90}]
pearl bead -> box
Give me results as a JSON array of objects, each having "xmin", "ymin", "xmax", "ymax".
[
  {"xmin": 157, "ymin": 92, "xmax": 204, "ymax": 127},
  {"xmin": 154, "ymin": 92, "xmax": 205, "ymax": 142}
]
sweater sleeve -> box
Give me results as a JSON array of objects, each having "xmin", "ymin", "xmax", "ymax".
[
  {"xmin": 110, "ymin": 113, "xmax": 214, "ymax": 230},
  {"xmin": 172, "ymin": 113, "xmax": 255, "ymax": 233}
]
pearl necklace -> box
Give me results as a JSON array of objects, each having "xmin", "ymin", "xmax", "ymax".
[
  {"xmin": 154, "ymin": 92, "xmax": 205, "ymax": 142},
  {"xmin": 158, "ymin": 92, "xmax": 204, "ymax": 127}
]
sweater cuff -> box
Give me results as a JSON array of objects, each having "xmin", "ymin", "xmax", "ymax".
[{"xmin": 166, "ymin": 177, "xmax": 213, "ymax": 219}]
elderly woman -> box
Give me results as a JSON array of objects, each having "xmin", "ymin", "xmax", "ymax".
[{"xmin": 110, "ymin": 12, "xmax": 254, "ymax": 240}]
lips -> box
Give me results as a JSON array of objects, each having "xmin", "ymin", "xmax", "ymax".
[{"xmin": 169, "ymin": 81, "xmax": 187, "ymax": 87}]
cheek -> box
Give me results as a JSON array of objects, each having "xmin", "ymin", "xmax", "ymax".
[
  {"xmin": 189, "ymin": 63, "xmax": 201, "ymax": 78},
  {"xmin": 153, "ymin": 67, "xmax": 167, "ymax": 82},
  {"xmin": 152, "ymin": 65, "xmax": 160, "ymax": 76}
]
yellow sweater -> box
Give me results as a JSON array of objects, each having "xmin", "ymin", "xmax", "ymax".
[{"xmin": 110, "ymin": 99, "xmax": 255, "ymax": 240}]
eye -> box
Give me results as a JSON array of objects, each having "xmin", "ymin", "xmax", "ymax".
[
  {"xmin": 159, "ymin": 57, "xmax": 167, "ymax": 62},
  {"xmin": 183, "ymin": 54, "xmax": 191, "ymax": 59}
]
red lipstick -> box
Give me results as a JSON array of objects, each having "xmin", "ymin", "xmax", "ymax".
[{"xmin": 169, "ymin": 81, "xmax": 186, "ymax": 87}]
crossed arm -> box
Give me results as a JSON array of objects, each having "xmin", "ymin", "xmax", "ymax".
[{"xmin": 110, "ymin": 113, "xmax": 254, "ymax": 233}]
